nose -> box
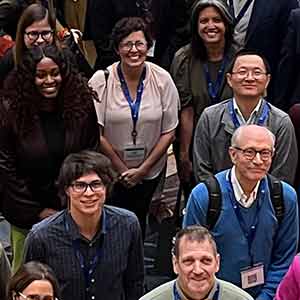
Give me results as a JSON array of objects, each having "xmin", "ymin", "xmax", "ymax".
[
  {"xmin": 45, "ymin": 74, "xmax": 54, "ymax": 84},
  {"xmin": 130, "ymin": 44, "xmax": 138, "ymax": 52},
  {"xmin": 192, "ymin": 261, "xmax": 204, "ymax": 275},
  {"xmin": 35, "ymin": 34, "xmax": 44, "ymax": 45},
  {"xmin": 244, "ymin": 71, "xmax": 255, "ymax": 81},
  {"xmin": 84, "ymin": 185, "xmax": 94, "ymax": 195},
  {"xmin": 252, "ymin": 152, "xmax": 264, "ymax": 164}
]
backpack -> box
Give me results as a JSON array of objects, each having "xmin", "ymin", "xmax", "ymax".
[{"xmin": 204, "ymin": 174, "xmax": 284, "ymax": 230}]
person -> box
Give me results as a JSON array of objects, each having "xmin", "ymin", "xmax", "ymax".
[
  {"xmin": 140, "ymin": 225, "xmax": 254, "ymax": 300},
  {"xmin": 0, "ymin": 241, "xmax": 11, "ymax": 300},
  {"xmin": 170, "ymin": 0, "xmax": 234, "ymax": 199},
  {"xmin": 89, "ymin": 17, "xmax": 179, "ymax": 237},
  {"xmin": 0, "ymin": 44, "xmax": 99, "ymax": 273},
  {"xmin": 7, "ymin": 261, "xmax": 60, "ymax": 300},
  {"xmin": 184, "ymin": 125, "xmax": 299, "ymax": 300},
  {"xmin": 193, "ymin": 49, "xmax": 298, "ymax": 184},
  {"xmin": 225, "ymin": 0, "xmax": 298, "ymax": 99},
  {"xmin": 24, "ymin": 150, "xmax": 144, "ymax": 300},
  {"xmin": 275, "ymin": 254, "xmax": 300, "ymax": 300}
]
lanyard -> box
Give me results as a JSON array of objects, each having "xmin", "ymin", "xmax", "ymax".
[
  {"xmin": 173, "ymin": 281, "xmax": 220, "ymax": 300},
  {"xmin": 117, "ymin": 63, "xmax": 146, "ymax": 145},
  {"xmin": 228, "ymin": 174, "xmax": 265, "ymax": 265},
  {"xmin": 228, "ymin": 99, "xmax": 270, "ymax": 128},
  {"xmin": 228, "ymin": 0, "xmax": 254, "ymax": 26},
  {"xmin": 72, "ymin": 239, "xmax": 102, "ymax": 290},
  {"xmin": 203, "ymin": 56, "xmax": 228, "ymax": 104}
]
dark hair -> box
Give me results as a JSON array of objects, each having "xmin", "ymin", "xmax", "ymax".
[
  {"xmin": 8, "ymin": 261, "xmax": 60, "ymax": 300},
  {"xmin": 172, "ymin": 225, "xmax": 217, "ymax": 258},
  {"xmin": 14, "ymin": 3, "xmax": 57, "ymax": 65},
  {"xmin": 111, "ymin": 17, "xmax": 153, "ymax": 51},
  {"xmin": 57, "ymin": 151, "xmax": 116, "ymax": 204},
  {"xmin": 227, "ymin": 48, "xmax": 271, "ymax": 74},
  {"xmin": 190, "ymin": 0, "xmax": 234, "ymax": 60}
]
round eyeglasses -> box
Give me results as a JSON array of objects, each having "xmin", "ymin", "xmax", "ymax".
[
  {"xmin": 24, "ymin": 30, "xmax": 54, "ymax": 42},
  {"xmin": 119, "ymin": 40, "xmax": 147, "ymax": 52},
  {"xmin": 233, "ymin": 147, "xmax": 274, "ymax": 161},
  {"xmin": 71, "ymin": 180, "xmax": 105, "ymax": 193},
  {"xmin": 231, "ymin": 69, "xmax": 267, "ymax": 80},
  {"xmin": 17, "ymin": 292, "xmax": 58, "ymax": 300}
]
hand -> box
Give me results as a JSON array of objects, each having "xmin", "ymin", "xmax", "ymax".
[
  {"xmin": 178, "ymin": 157, "xmax": 193, "ymax": 183},
  {"xmin": 119, "ymin": 168, "xmax": 146, "ymax": 189},
  {"xmin": 38, "ymin": 208, "xmax": 58, "ymax": 220}
]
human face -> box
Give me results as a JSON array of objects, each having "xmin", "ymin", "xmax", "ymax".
[
  {"xmin": 198, "ymin": 6, "xmax": 226, "ymax": 46},
  {"xmin": 173, "ymin": 238, "xmax": 220, "ymax": 300},
  {"xmin": 35, "ymin": 57, "xmax": 62, "ymax": 98},
  {"xmin": 117, "ymin": 31, "xmax": 148, "ymax": 70},
  {"xmin": 227, "ymin": 55, "xmax": 270, "ymax": 100},
  {"xmin": 24, "ymin": 16, "xmax": 53, "ymax": 48},
  {"xmin": 66, "ymin": 172, "xmax": 106, "ymax": 218},
  {"xmin": 17, "ymin": 280, "xmax": 55, "ymax": 300},
  {"xmin": 229, "ymin": 126, "xmax": 274, "ymax": 187}
]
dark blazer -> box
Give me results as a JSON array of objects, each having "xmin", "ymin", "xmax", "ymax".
[
  {"xmin": 237, "ymin": 0, "xmax": 298, "ymax": 100},
  {"xmin": 274, "ymin": 8, "xmax": 300, "ymax": 111},
  {"xmin": 0, "ymin": 74, "xmax": 99, "ymax": 229}
]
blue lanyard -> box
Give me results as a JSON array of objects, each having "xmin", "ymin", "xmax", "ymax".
[
  {"xmin": 228, "ymin": 0, "xmax": 254, "ymax": 26},
  {"xmin": 72, "ymin": 239, "xmax": 102, "ymax": 290},
  {"xmin": 228, "ymin": 173, "xmax": 265, "ymax": 265},
  {"xmin": 117, "ymin": 63, "xmax": 146, "ymax": 145},
  {"xmin": 173, "ymin": 281, "xmax": 220, "ymax": 300},
  {"xmin": 228, "ymin": 99, "xmax": 270, "ymax": 128},
  {"xmin": 203, "ymin": 56, "xmax": 228, "ymax": 104}
]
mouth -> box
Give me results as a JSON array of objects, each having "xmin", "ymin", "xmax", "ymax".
[{"xmin": 42, "ymin": 86, "xmax": 57, "ymax": 93}]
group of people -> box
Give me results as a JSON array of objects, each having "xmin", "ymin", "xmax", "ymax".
[{"xmin": 0, "ymin": 0, "xmax": 300, "ymax": 300}]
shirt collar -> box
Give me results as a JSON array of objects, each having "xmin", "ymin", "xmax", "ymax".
[
  {"xmin": 233, "ymin": 97, "xmax": 262, "ymax": 124},
  {"xmin": 231, "ymin": 166, "xmax": 260, "ymax": 208}
]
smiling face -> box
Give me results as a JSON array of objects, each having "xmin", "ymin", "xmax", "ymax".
[
  {"xmin": 173, "ymin": 237, "xmax": 220, "ymax": 299},
  {"xmin": 35, "ymin": 57, "xmax": 62, "ymax": 99},
  {"xmin": 18, "ymin": 280, "xmax": 54, "ymax": 300},
  {"xmin": 117, "ymin": 30, "xmax": 148, "ymax": 70},
  {"xmin": 198, "ymin": 6, "xmax": 226, "ymax": 47},
  {"xmin": 66, "ymin": 172, "xmax": 106, "ymax": 219}
]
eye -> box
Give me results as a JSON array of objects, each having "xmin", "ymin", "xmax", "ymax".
[
  {"xmin": 90, "ymin": 181, "xmax": 104, "ymax": 190},
  {"xmin": 35, "ymin": 72, "xmax": 46, "ymax": 79},
  {"xmin": 74, "ymin": 182, "xmax": 86, "ymax": 190}
]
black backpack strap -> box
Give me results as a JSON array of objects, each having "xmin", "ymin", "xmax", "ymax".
[
  {"xmin": 204, "ymin": 176, "xmax": 222, "ymax": 230},
  {"xmin": 103, "ymin": 69, "xmax": 109, "ymax": 88},
  {"xmin": 267, "ymin": 174, "xmax": 284, "ymax": 225}
]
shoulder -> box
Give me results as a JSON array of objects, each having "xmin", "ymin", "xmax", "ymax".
[
  {"xmin": 199, "ymin": 99, "xmax": 230, "ymax": 123},
  {"xmin": 269, "ymin": 102, "xmax": 289, "ymax": 118},
  {"xmin": 281, "ymin": 181, "xmax": 298, "ymax": 205},
  {"xmin": 146, "ymin": 61, "xmax": 173, "ymax": 81},
  {"xmin": 219, "ymin": 279, "xmax": 254, "ymax": 300},
  {"xmin": 104, "ymin": 205, "xmax": 140, "ymax": 225},
  {"xmin": 173, "ymin": 44, "xmax": 191, "ymax": 64},
  {"xmin": 139, "ymin": 280, "xmax": 174, "ymax": 300}
]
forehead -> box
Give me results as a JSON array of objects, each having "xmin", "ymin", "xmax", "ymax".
[
  {"xmin": 178, "ymin": 237, "xmax": 215, "ymax": 258},
  {"xmin": 74, "ymin": 171, "xmax": 101, "ymax": 182},
  {"xmin": 121, "ymin": 30, "xmax": 145, "ymax": 42},
  {"xmin": 36, "ymin": 57, "xmax": 59, "ymax": 71},
  {"xmin": 198, "ymin": 6, "xmax": 222, "ymax": 18},
  {"xmin": 236, "ymin": 128, "xmax": 273, "ymax": 148},
  {"xmin": 26, "ymin": 16, "xmax": 50, "ymax": 31},
  {"xmin": 22, "ymin": 279, "xmax": 53, "ymax": 294},
  {"xmin": 233, "ymin": 54, "xmax": 266, "ymax": 71}
]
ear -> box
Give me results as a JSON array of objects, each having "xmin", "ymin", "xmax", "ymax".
[
  {"xmin": 172, "ymin": 255, "xmax": 179, "ymax": 275},
  {"xmin": 228, "ymin": 146, "xmax": 237, "ymax": 164},
  {"xmin": 226, "ymin": 73, "xmax": 233, "ymax": 88},
  {"xmin": 215, "ymin": 253, "xmax": 220, "ymax": 273},
  {"xmin": 264, "ymin": 74, "xmax": 271, "ymax": 90}
]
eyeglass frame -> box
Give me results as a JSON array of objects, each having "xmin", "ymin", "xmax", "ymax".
[
  {"xmin": 230, "ymin": 69, "xmax": 268, "ymax": 80},
  {"xmin": 24, "ymin": 30, "xmax": 54, "ymax": 42},
  {"xmin": 70, "ymin": 180, "xmax": 105, "ymax": 194},
  {"xmin": 233, "ymin": 146, "xmax": 274, "ymax": 161},
  {"xmin": 17, "ymin": 291, "xmax": 59, "ymax": 300},
  {"xmin": 119, "ymin": 40, "xmax": 148, "ymax": 52}
]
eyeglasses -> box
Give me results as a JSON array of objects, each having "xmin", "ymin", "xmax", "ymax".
[
  {"xmin": 17, "ymin": 292, "xmax": 58, "ymax": 300},
  {"xmin": 24, "ymin": 30, "xmax": 53, "ymax": 42},
  {"xmin": 119, "ymin": 40, "xmax": 147, "ymax": 52},
  {"xmin": 71, "ymin": 180, "xmax": 105, "ymax": 193},
  {"xmin": 233, "ymin": 147, "xmax": 274, "ymax": 161},
  {"xmin": 231, "ymin": 69, "xmax": 267, "ymax": 80}
]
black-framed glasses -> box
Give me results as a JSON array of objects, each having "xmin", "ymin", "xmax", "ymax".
[
  {"xmin": 71, "ymin": 180, "xmax": 105, "ymax": 193},
  {"xmin": 119, "ymin": 40, "xmax": 147, "ymax": 52},
  {"xmin": 231, "ymin": 69, "xmax": 267, "ymax": 80},
  {"xmin": 24, "ymin": 30, "xmax": 54, "ymax": 42},
  {"xmin": 233, "ymin": 147, "xmax": 274, "ymax": 161},
  {"xmin": 17, "ymin": 292, "xmax": 58, "ymax": 300}
]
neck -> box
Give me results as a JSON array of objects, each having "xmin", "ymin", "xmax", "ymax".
[
  {"xmin": 235, "ymin": 170, "xmax": 257, "ymax": 197},
  {"xmin": 235, "ymin": 97, "xmax": 260, "ymax": 120},
  {"xmin": 206, "ymin": 42, "xmax": 225, "ymax": 62},
  {"xmin": 177, "ymin": 279, "xmax": 214, "ymax": 300},
  {"xmin": 120, "ymin": 62, "xmax": 144, "ymax": 82},
  {"xmin": 70, "ymin": 210, "xmax": 101, "ymax": 240}
]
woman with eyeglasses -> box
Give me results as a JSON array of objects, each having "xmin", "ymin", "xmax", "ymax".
[
  {"xmin": 89, "ymin": 17, "xmax": 179, "ymax": 238},
  {"xmin": 8, "ymin": 261, "xmax": 60, "ymax": 300},
  {"xmin": 0, "ymin": 44, "xmax": 99, "ymax": 273},
  {"xmin": 170, "ymin": 0, "xmax": 235, "ymax": 199}
]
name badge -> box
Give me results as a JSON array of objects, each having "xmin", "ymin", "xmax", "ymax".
[
  {"xmin": 241, "ymin": 264, "xmax": 264, "ymax": 289},
  {"xmin": 123, "ymin": 144, "xmax": 146, "ymax": 167},
  {"xmin": 147, "ymin": 40, "xmax": 156, "ymax": 57}
]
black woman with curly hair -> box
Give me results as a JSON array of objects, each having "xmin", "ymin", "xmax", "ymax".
[{"xmin": 0, "ymin": 44, "xmax": 99, "ymax": 273}]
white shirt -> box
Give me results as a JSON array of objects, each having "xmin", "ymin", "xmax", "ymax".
[
  {"xmin": 231, "ymin": 166, "xmax": 260, "ymax": 208},
  {"xmin": 233, "ymin": 97, "xmax": 262, "ymax": 124}
]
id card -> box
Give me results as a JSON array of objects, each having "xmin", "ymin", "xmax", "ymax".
[
  {"xmin": 241, "ymin": 264, "xmax": 264, "ymax": 289},
  {"xmin": 123, "ymin": 144, "xmax": 146, "ymax": 167}
]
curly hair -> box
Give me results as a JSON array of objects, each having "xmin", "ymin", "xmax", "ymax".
[{"xmin": 1, "ymin": 44, "xmax": 98, "ymax": 138}]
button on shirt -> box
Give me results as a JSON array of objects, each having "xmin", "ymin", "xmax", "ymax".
[
  {"xmin": 24, "ymin": 206, "xmax": 144, "ymax": 300},
  {"xmin": 233, "ymin": 98, "xmax": 262, "ymax": 125},
  {"xmin": 231, "ymin": 166, "xmax": 260, "ymax": 208}
]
